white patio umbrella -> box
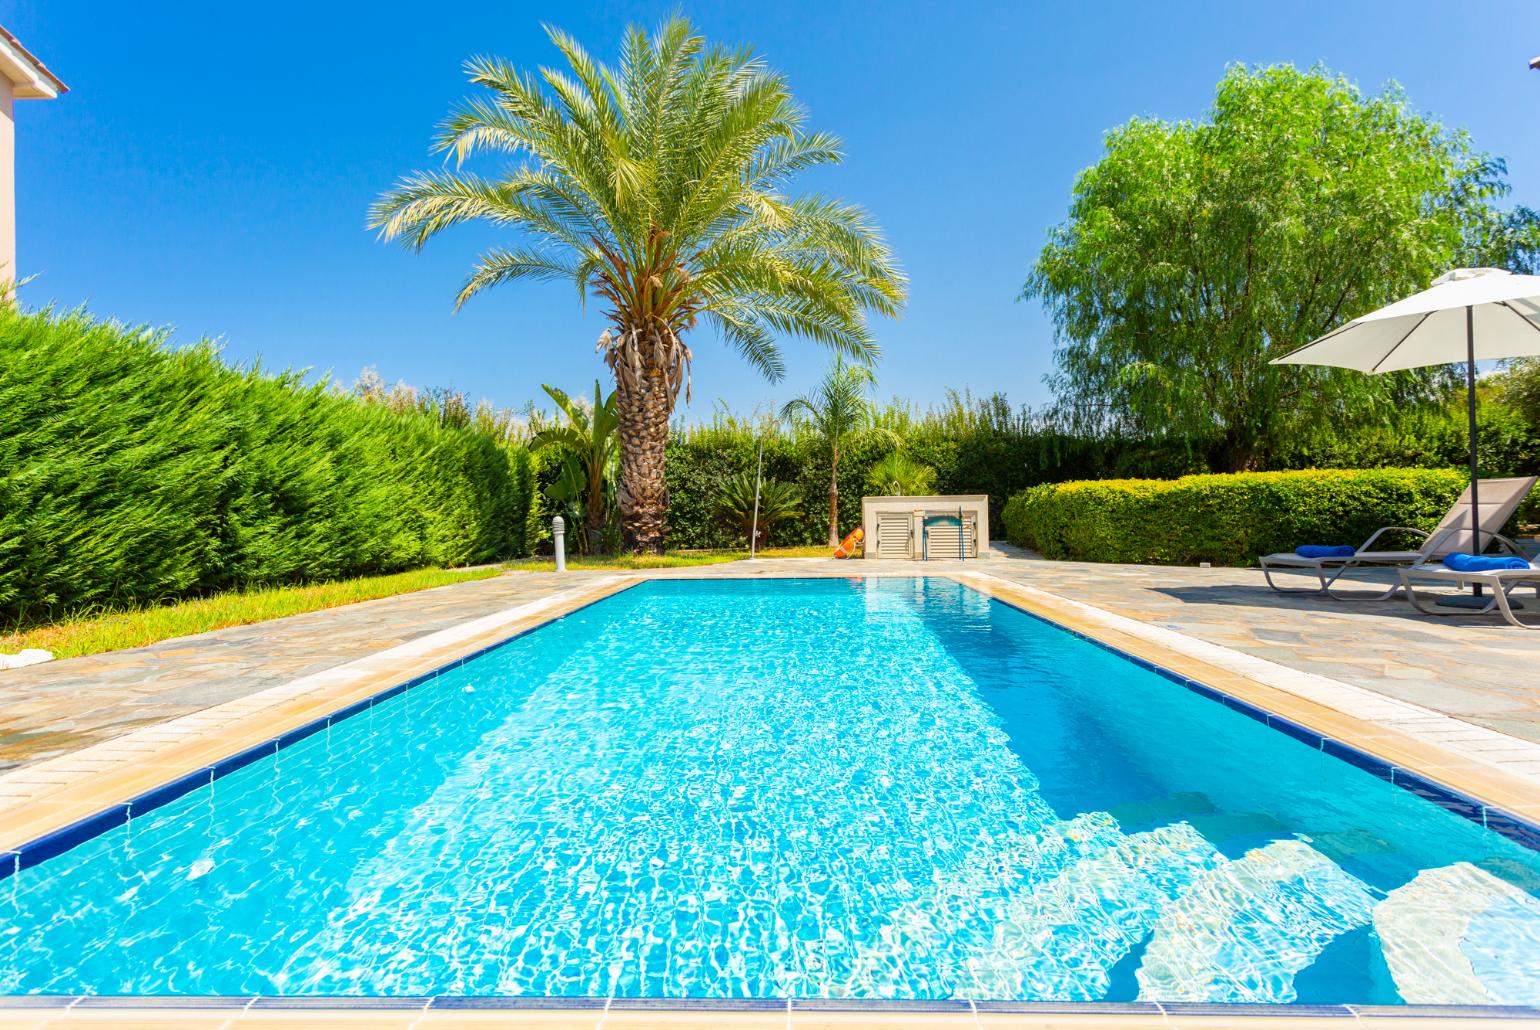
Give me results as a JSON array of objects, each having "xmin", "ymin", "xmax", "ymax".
[{"xmin": 1272, "ymin": 267, "xmax": 1540, "ymax": 557}]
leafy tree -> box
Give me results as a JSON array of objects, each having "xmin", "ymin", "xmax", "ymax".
[
  {"xmin": 866, "ymin": 451, "xmax": 936, "ymax": 496},
  {"xmin": 530, "ymin": 382, "xmax": 618, "ymax": 552},
  {"xmin": 781, "ymin": 359, "xmax": 888, "ymax": 546},
  {"xmin": 1492, "ymin": 358, "xmax": 1540, "ymax": 430},
  {"xmin": 371, "ymin": 18, "xmax": 905, "ymax": 552},
  {"xmin": 1024, "ymin": 64, "xmax": 1540, "ymax": 472},
  {"xmin": 716, "ymin": 471, "xmax": 802, "ymax": 548}
]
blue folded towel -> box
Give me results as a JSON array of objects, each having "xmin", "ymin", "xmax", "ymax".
[
  {"xmin": 1442, "ymin": 552, "xmax": 1533, "ymax": 573},
  {"xmin": 1295, "ymin": 544, "xmax": 1357, "ymax": 559}
]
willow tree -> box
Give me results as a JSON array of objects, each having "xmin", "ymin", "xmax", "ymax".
[
  {"xmin": 371, "ymin": 19, "xmax": 905, "ymax": 552},
  {"xmin": 1024, "ymin": 65, "xmax": 1539, "ymax": 472}
]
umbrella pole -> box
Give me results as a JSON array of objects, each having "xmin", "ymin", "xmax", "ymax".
[
  {"xmin": 1466, "ymin": 305, "xmax": 1481, "ymax": 558},
  {"xmin": 1466, "ymin": 305, "xmax": 1484, "ymax": 597}
]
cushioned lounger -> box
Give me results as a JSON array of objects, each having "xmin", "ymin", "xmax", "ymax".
[
  {"xmin": 1400, "ymin": 560, "xmax": 1540, "ymax": 629},
  {"xmin": 1257, "ymin": 476, "xmax": 1537, "ymax": 599}
]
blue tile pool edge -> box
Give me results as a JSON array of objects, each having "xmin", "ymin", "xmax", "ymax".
[
  {"xmin": 0, "ymin": 997, "xmax": 1537, "ymax": 1019},
  {"xmin": 0, "ymin": 578, "xmax": 642, "ymax": 884}
]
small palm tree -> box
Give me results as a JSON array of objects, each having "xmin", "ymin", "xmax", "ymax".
[
  {"xmin": 370, "ymin": 18, "xmax": 905, "ymax": 553},
  {"xmin": 716, "ymin": 472, "xmax": 802, "ymax": 548},
  {"xmin": 866, "ymin": 452, "xmax": 936, "ymax": 496},
  {"xmin": 781, "ymin": 359, "xmax": 887, "ymax": 547},
  {"xmin": 530, "ymin": 382, "xmax": 618, "ymax": 550}
]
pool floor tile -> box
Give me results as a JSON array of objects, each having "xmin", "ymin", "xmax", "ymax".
[{"xmin": 37, "ymin": 1020, "xmax": 230, "ymax": 1030}]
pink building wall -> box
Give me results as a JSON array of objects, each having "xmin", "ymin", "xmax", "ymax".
[{"xmin": 0, "ymin": 79, "xmax": 15, "ymax": 283}]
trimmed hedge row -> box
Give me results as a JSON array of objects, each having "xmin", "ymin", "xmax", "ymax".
[
  {"xmin": 658, "ymin": 413, "xmax": 1208, "ymax": 551},
  {"xmin": 0, "ymin": 309, "xmax": 533, "ymax": 624},
  {"xmin": 1000, "ymin": 469, "xmax": 1472, "ymax": 566},
  {"xmin": 654, "ymin": 396, "xmax": 1540, "ymax": 553}
]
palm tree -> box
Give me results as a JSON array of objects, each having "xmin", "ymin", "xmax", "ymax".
[
  {"xmin": 781, "ymin": 358, "xmax": 886, "ymax": 547},
  {"xmin": 530, "ymin": 382, "xmax": 618, "ymax": 550},
  {"xmin": 369, "ymin": 19, "xmax": 905, "ymax": 553},
  {"xmin": 716, "ymin": 471, "xmax": 802, "ymax": 548},
  {"xmin": 866, "ymin": 451, "xmax": 936, "ymax": 496}
]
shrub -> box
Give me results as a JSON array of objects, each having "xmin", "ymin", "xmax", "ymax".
[
  {"xmin": 0, "ymin": 308, "xmax": 534, "ymax": 624},
  {"xmin": 865, "ymin": 452, "xmax": 936, "ymax": 496},
  {"xmin": 1000, "ymin": 468, "xmax": 1470, "ymax": 566},
  {"xmin": 715, "ymin": 472, "xmax": 803, "ymax": 548}
]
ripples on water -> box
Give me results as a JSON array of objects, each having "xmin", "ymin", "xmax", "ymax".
[{"xmin": 3, "ymin": 578, "xmax": 1538, "ymax": 1002}]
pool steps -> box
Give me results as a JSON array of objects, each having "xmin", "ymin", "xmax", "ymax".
[
  {"xmin": 1376, "ymin": 862, "xmax": 1540, "ymax": 1004},
  {"xmin": 973, "ymin": 821, "xmax": 1220, "ymax": 1000},
  {"xmin": 1135, "ymin": 839, "xmax": 1376, "ymax": 1002},
  {"xmin": 904, "ymin": 811, "xmax": 1540, "ymax": 1006}
]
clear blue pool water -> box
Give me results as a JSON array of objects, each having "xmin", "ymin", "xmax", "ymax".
[{"xmin": 3, "ymin": 577, "xmax": 1539, "ymax": 1003}]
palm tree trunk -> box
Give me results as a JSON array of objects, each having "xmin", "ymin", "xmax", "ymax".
[
  {"xmin": 585, "ymin": 481, "xmax": 606, "ymax": 553},
  {"xmin": 613, "ymin": 353, "xmax": 672, "ymax": 555},
  {"xmin": 827, "ymin": 445, "xmax": 840, "ymax": 548}
]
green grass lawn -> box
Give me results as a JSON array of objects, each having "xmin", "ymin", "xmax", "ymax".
[
  {"xmin": 0, "ymin": 567, "xmax": 500, "ymax": 661},
  {"xmin": 504, "ymin": 545, "xmax": 844, "ymax": 571}
]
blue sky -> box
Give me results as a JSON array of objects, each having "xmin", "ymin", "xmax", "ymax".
[{"xmin": 12, "ymin": 1, "xmax": 1540, "ymax": 417}]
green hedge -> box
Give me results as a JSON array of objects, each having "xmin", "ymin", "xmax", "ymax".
[
  {"xmin": 657, "ymin": 404, "xmax": 1208, "ymax": 551},
  {"xmin": 0, "ymin": 309, "xmax": 533, "ymax": 624},
  {"xmin": 655, "ymin": 392, "xmax": 1540, "ymax": 553},
  {"xmin": 1000, "ymin": 468, "xmax": 1474, "ymax": 566}
]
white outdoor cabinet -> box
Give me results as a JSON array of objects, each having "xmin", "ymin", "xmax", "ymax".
[{"xmin": 859, "ymin": 495, "xmax": 989, "ymax": 560}]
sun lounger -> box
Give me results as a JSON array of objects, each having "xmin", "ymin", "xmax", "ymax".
[
  {"xmin": 1401, "ymin": 558, "xmax": 1540, "ymax": 629},
  {"xmin": 1258, "ymin": 476, "xmax": 1537, "ymax": 598}
]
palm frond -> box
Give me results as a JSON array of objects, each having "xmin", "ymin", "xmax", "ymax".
[
  {"xmin": 455, "ymin": 249, "xmax": 584, "ymax": 309},
  {"xmin": 374, "ymin": 15, "xmax": 905, "ymax": 370}
]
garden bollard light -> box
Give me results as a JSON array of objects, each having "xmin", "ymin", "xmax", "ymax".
[{"xmin": 553, "ymin": 515, "xmax": 566, "ymax": 572}]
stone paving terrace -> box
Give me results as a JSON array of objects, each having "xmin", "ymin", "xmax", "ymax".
[{"xmin": 0, "ymin": 552, "xmax": 1536, "ymax": 775}]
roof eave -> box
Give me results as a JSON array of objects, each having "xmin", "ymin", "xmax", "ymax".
[{"xmin": 0, "ymin": 25, "xmax": 66, "ymax": 98}]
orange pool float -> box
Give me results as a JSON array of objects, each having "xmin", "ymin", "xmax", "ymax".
[{"xmin": 833, "ymin": 527, "xmax": 864, "ymax": 559}]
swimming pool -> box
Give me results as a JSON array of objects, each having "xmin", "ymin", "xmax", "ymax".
[{"xmin": 2, "ymin": 577, "xmax": 1538, "ymax": 1004}]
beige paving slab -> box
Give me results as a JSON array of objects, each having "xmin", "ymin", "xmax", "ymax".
[
  {"xmin": 789, "ymin": 1015, "xmax": 979, "ymax": 1030},
  {"xmin": 0, "ymin": 573, "xmax": 599, "ymax": 773},
  {"xmin": 604, "ymin": 1011, "xmax": 789, "ymax": 1029},
  {"xmin": 415, "ymin": 1015, "xmax": 599, "ymax": 1029},
  {"xmin": 37, "ymin": 1024, "xmax": 222, "ymax": 1030},
  {"xmin": 974, "ymin": 1017, "xmax": 1179, "ymax": 1030}
]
